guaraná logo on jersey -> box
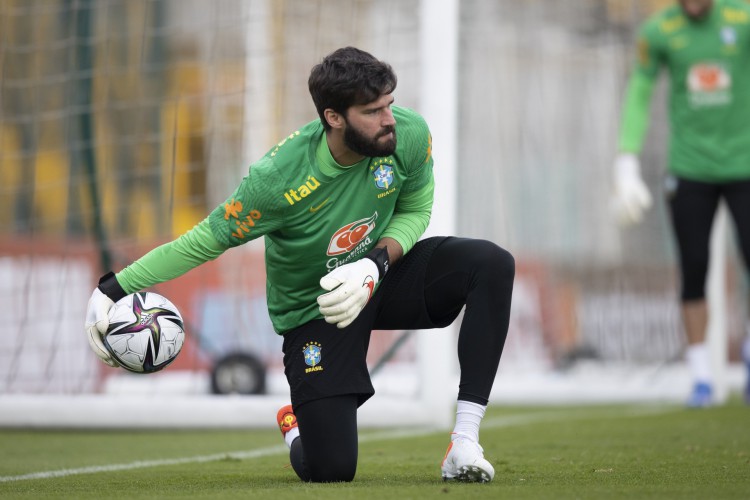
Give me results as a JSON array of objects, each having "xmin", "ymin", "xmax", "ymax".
[
  {"xmin": 303, "ymin": 341, "xmax": 323, "ymax": 373},
  {"xmin": 687, "ymin": 62, "xmax": 732, "ymax": 107},
  {"xmin": 327, "ymin": 212, "xmax": 378, "ymax": 256},
  {"xmin": 372, "ymin": 164, "xmax": 394, "ymax": 189}
]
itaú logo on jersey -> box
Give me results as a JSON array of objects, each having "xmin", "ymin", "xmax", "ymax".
[{"xmin": 327, "ymin": 212, "xmax": 378, "ymax": 256}]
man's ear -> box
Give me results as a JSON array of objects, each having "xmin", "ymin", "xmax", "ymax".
[{"xmin": 324, "ymin": 108, "xmax": 345, "ymax": 130}]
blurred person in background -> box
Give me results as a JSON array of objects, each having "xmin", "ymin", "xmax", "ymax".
[
  {"xmin": 85, "ymin": 47, "xmax": 515, "ymax": 483},
  {"xmin": 612, "ymin": 0, "xmax": 750, "ymax": 407}
]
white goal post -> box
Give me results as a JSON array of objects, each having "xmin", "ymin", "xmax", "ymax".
[
  {"xmin": 416, "ymin": 0, "xmax": 461, "ymax": 430},
  {"xmin": 707, "ymin": 204, "xmax": 730, "ymax": 404}
]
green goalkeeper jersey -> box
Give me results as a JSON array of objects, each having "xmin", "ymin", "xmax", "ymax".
[
  {"xmin": 116, "ymin": 106, "xmax": 433, "ymax": 334},
  {"xmin": 624, "ymin": 0, "xmax": 750, "ymax": 182},
  {"xmin": 205, "ymin": 106, "xmax": 433, "ymax": 333}
]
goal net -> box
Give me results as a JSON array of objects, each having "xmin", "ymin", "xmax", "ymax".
[{"xmin": 1, "ymin": 0, "xmax": 746, "ymax": 428}]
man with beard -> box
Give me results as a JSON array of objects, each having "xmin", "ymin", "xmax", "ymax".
[
  {"xmin": 611, "ymin": 0, "xmax": 750, "ymax": 407},
  {"xmin": 85, "ymin": 47, "xmax": 515, "ymax": 483}
]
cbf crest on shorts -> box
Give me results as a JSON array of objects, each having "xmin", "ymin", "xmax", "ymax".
[{"xmin": 303, "ymin": 341, "xmax": 323, "ymax": 373}]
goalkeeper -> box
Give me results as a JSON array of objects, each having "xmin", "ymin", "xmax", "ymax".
[
  {"xmin": 85, "ymin": 47, "xmax": 515, "ymax": 483},
  {"xmin": 611, "ymin": 0, "xmax": 750, "ymax": 407}
]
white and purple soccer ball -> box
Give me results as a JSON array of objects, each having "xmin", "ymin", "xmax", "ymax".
[{"xmin": 104, "ymin": 292, "xmax": 185, "ymax": 374}]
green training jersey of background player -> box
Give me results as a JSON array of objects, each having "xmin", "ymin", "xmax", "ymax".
[
  {"xmin": 637, "ymin": 0, "xmax": 750, "ymax": 182},
  {"xmin": 208, "ymin": 106, "xmax": 433, "ymax": 334}
]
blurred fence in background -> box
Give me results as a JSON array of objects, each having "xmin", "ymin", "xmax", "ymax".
[{"xmin": 1, "ymin": 0, "xmax": 746, "ymax": 406}]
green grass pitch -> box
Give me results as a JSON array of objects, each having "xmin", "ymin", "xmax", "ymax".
[{"xmin": 1, "ymin": 400, "xmax": 748, "ymax": 499}]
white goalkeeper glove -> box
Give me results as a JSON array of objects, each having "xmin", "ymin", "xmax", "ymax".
[
  {"xmin": 85, "ymin": 288, "xmax": 118, "ymax": 367},
  {"xmin": 84, "ymin": 272, "xmax": 126, "ymax": 367},
  {"xmin": 611, "ymin": 153, "xmax": 652, "ymax": 226},
  {"xmin": 317, "ymin": 247, "xmax": 389, "ymax": 329}
]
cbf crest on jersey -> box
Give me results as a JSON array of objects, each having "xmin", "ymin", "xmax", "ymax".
[
  {"xmin": 303, "ymin": 341, "xmax": 323, "ymax": 373},
  {"xmin": 721, "ymin": 26, "xmax": 736, "ymax": 46},
  {"xmin": 372, "ymin": 164, "xmax": 394, "ymax": 189}
]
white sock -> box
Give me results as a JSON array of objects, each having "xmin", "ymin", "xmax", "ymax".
[
  {"xmin": 685, "ymin": 343, "xmax": 712, "ymax": 385},
  {"xmin": 451, "ymin": 400, "xmax": 486, "ymax": 443},
  {"xmin": 284, "ymin": 427, "xmax": 300, "ymax": 448}
]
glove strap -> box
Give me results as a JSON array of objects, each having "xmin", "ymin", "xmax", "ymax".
[
  {"xmin": 364, "ymin": 246, "xmax": 389, "ymax": 280},
  {"xmin": 98, "ymin": 271, "xmax": 127, "ymax": 302}
]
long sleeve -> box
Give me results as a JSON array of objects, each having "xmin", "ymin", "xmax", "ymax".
[
  {"xmin": 116, "ymin": 217, "xmax": 228, "ymax": 294},
  {"xmin": 617, "ymin": 70, "xmax": 657, "ymax": 154},
  {"xmin": 381, "ymin": 175, "xmax": 434, "ymax": 254}
]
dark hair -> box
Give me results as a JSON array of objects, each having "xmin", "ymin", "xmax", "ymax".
[{"xmin": 308, "ymin": 47, "xmax": 397, "ymax": 130}]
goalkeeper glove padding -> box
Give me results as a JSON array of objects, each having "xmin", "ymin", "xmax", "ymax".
[
  {"xmin": 611, "ymin": 153, "xmax": 652, "ymax": 226},
  {"xmin": 84, "ymin": 272, "xmax": 127, "ymax": 367},
  {"xmin": 317, "ymin": 247, "xmax": 389, "ymax": 329}
]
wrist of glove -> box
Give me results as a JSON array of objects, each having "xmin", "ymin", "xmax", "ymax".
[
  {"xmin": 84, "ymin": 272, "xmax": 127, "ymax": 367},
  {"xmin": 317, "ymin": 247, "xmax": 389, "ymax": 329},
  {"xmin": 611, "ymin": 153, "xmax": 653, "ymax": 226},
  {"xmin": 364, "ymin": 246, "xmax": 389, "ymax": 277}
]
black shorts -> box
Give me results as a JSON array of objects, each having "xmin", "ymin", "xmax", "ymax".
[
  {"xmin": 282, "ymin": 237, "xmax": 456, "ymax": 409},
  {"xmin": 667, "ymin": 175, "xmax": 750, "ymax": 300}
]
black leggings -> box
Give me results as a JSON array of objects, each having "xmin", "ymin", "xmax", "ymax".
[
  {"xmin": 290, "ymin": 395, "xmax": 359, "ymax": 483},
  {"xmin": 289, "ymin": 237, "xmax": 515, "ymax": 482},
  {"xmin": 375, "ymin": 237, "xmax": 515, "ymax": 404},
  {"xmin": 669, "ymin": 177, "xmax": 750, "ymax": 301}
]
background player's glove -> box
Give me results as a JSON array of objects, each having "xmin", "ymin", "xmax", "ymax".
[
  {"xmin": 317, "ymin": 258, "xmax": 380, "ymax": 329},
  {"xmin": 84, "ymin": 272, "xmax": 127, "ymax": 367},
  {"xmin": 611, "ymin": 153, "xmax": 652, "ymax": 226}
]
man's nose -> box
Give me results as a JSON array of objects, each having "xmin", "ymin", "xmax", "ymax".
[{"xmin": 382, "ymin": 108, "xmax": 396, "ymax": 127}]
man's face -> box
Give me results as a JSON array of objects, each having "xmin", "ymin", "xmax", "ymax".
[
  {"xmin": 342, "ymin": 94, "xmax": 397, "ymax": 157},
  {"xmin": 678, "ymin": 0, "xmax": 713, "ymax": 19}
]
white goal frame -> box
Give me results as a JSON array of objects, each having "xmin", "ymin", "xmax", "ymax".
[{"xmin": 0, "ymin": 0, "xmax": 461, "ymax": 431}]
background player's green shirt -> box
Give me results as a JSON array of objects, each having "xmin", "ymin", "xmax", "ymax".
[{"xmin": 620, "ymin": 0, "xmax": 750, "ymax": 182}]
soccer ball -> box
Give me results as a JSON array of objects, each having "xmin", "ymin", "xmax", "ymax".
[{"xmin": 104, "ymin": 292, "xmax": 185, "ymax": 374}]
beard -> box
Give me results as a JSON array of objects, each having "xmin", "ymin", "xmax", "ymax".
[
  {"xmin": 681, "ymin": 0, "xmax": 712, "ymax": 19},
  {"xmin": 343, "ymin": 121, "xmax": 397, "ymax": 157}
]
